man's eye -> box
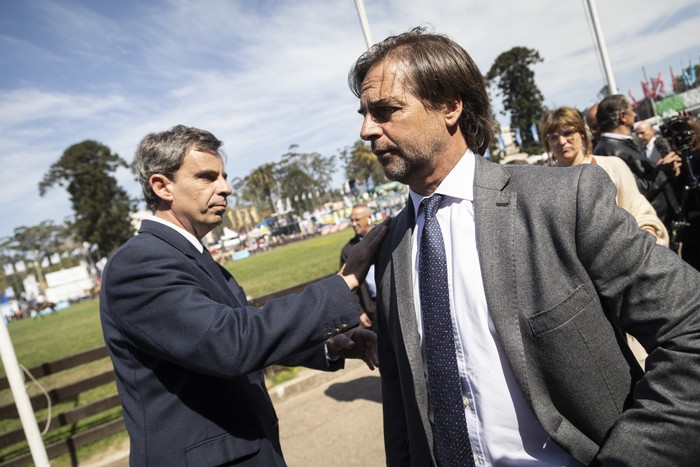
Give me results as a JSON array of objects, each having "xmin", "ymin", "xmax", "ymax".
[{"xmin": 373, "ymin": 107, "xmax": 397, "ymax": 122}]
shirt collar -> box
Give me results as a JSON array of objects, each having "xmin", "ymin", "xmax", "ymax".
[
  {"xmin": 148, "ymin": 215, "xmax": 205, "ymax": 253},
  {"xmin": 600, "ymin": 132, "xmax": 633, "ymax": 141},
  {"xmin": 409, "ymin": 149, "xmax": 475, "ymax": 219}
]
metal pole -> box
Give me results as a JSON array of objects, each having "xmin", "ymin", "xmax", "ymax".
[
  {"xmin": 585, "ymin": 0, "xmax": 617, "ymax": 95},
  {"xmin": 354, "ymin": 0, "xmax": 373, "ymax": 49},
  {"xmin": 0, "ymin": 319, "xmax": 50, "ymax": 466}
]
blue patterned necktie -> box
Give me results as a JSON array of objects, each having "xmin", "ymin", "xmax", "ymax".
[{"xmin": 419, "ymin": 195, "xmax": 475, "ymax": 467}]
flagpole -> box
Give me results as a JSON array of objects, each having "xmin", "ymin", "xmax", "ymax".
[
  {"xmin": 642, "ymin": 66, "xmax": 658, "ymax": 118},
  {"xmin": 0, "ymin": 319, "xmax": 50, "ymax": 466},
  {"xmin": 354, "ymin": 0, "xmax": 373, "ymax": 49},
  {"xmin": 585, "ymin": 0, "xmax": 617, "ymax": 95}
]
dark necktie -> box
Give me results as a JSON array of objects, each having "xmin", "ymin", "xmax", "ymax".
[{"xmin": 419, "ymin": 195, "xmax": 475, "ymax": 467}]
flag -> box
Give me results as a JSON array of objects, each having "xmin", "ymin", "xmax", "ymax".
[
  {"xmin": 514, "ymin": 128, "xmax": 523, "ymax": 146},
  {"xmin": 483, "ymin": 147, "xmax": 491, "ymax": 160},
  {"xmin": 689, "ymin": 60, "xmax": 697, "ymax": 86},
  {"xmin": 530, "ymin": 122, "xmax": 540, "ymax": 143},
  {"xmin": 497, "ymin": 134, "xmax": 505, "ymax": 152},
  {"xmin": 650, "ymin": 72, "xmax": 664, "ymax": 96},
  {"xmin": 670, "ymin": 66, "xmax": 678, "ymax": 93},
  {"xmin": 681, "ymin": 60, "xmax": 696, "ymax": 87},
  {"xmin": 641, "ymin": 81, "xmax": 653, "ymax": 100},
  {"xmin": 628, "ymin": 89, "xmax": 639, "ymax": 109}
]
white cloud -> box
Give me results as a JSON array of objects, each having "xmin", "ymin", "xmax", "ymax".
[{"xmin": 0, "ymin": 0, "xmax": 698, "ymax": 240}]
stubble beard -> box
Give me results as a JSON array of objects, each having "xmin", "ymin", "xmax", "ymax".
[{"xmin": 376, "ymin": 139, "xmax": 445, "ymax": 186}]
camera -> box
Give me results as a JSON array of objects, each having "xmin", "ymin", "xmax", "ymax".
[{"xmin": 660, "ymin": 115, "xmax": 695, "ymax": 158}]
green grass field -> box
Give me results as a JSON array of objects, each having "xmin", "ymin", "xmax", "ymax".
[{"xmin": 0, "ymin": 227, "xmax": 354, "ymax": 463}]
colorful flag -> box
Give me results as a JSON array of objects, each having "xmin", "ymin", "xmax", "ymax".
[
  {"xmin": 650, "ymin": 72, "xmax": 665, "ymax": 95},
  {"xmin": 530, "ymin": 122, "xmax": 540, "ymax": 143},
  {"xmin": 628, "ymin": 90, "xmax": 639, "ymax": 109},
  {"xmin": 681, "ymin": 60, "xmax": 696, "ymax": 87},
  {"xmin": 689, "ymin": 60, "xmax": 697, "ymax": 86},
  {"xmin": 497, "ymin": 134, "xmax": 505, "ymax": 152},
  {"xmin": 514, "ymin": 128, "xmax": 523, "ymax": 146},
  {"xmin": 641, "ymin": 81, "xmax": 653, "ymax": 100}
]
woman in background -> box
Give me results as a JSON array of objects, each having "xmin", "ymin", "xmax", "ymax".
[{"xmin": 540, "ymin": 106, "xmax": 669, "ymax": 247}]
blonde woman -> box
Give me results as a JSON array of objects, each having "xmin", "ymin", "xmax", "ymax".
[{"xmin": 540, "ymin": 106, "xmax": 669, "ymax": 246}]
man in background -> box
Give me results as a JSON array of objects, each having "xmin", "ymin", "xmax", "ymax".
[
  {"xmin": 635, "ymin": 120, "xmax": 672, "ymax": 164},
  {"xmin": 595, "ymin": 94, "xmax": 681, "ymax": 226},
  {"xmin": 340, "ymin": 204, "xmax": 377, "ymax": 329}
]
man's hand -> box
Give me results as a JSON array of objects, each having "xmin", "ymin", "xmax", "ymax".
[
  {"xmin": 359, "ymin": 312, "xmax": 373, "ymax": 329},
  {"xmin": 338, "ymin": 217, "xmax": 391, "ymax": 290},
  {"xmin": 658, "ymin": 151, "xmax": 682, "ymax": 177},
  {"xmin": 326, "ymin": 328, "xmax": 378, "ymax": 370}
]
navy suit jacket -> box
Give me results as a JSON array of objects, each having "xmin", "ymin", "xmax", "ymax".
[{"xmin": 100, "ymin": 220, "xmax": 359, "ymax": 466}]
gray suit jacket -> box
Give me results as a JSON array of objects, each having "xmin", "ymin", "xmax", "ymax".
[{"xmin": 375, "ymin": 155, "xmax": 700, "ymax": 466}]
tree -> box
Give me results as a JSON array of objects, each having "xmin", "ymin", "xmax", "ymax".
[
  {"xmin": 340, "ymin": 140, "xmax": 385, "ymax": 191},
  {"xmin": 39, "ymin": 140, "xmax": 134, "ymax": 258},
  {"xmin": 245, "ymin": 162, "xmax": 278, "ymax": 216},
  {"xmin": 277, "ymin": 145, "xmax": 336, "ymax": 214},
  {"xmin": 487, "ymin": 47, "xmax": 546, "ymax": 153}
]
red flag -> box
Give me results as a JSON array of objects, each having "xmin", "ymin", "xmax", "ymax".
[
  {"xmin": 670, "ymin": 65, "xmax": 678, "ymax": 92},
  {"xmin": 656, "ymin": 72, "xmax": 665, "ymax": 95},
  {"xmin": 650, "ymin": 72, "xmax": 665, "ymax": 96},
  {"xmin": 641, "ymin": 81, "xmax": 653, "ymax": 100},
  {"xmin": 628, "ymin": 89, "xmax": 639, "ymax": 109}
]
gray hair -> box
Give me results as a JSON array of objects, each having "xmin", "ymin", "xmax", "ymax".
[
  {"xmin": 134, "ymin": 125, "xmax": 224, "ymax": 211},
  {"xmin": 348, "ymin": 26, "xmax": 496, "ymax": 155}
]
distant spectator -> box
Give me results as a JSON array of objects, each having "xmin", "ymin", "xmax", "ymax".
[
  {"xmin": 635, "ymin": 120, "xmax": 672, "ymax": 164},
  {"xmin": 595, "ymin": 94, "xmax": 681, "ymax": 226},
  {"xmin": 340, "ymin": 204, "xmax": 377, "ymax": 329},
  {"xmin": 542, "ymin": 106, "xmax": 668, "ymax": 246}
]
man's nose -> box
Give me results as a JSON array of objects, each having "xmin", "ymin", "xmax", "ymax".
[
  {"xmin": 360, "ymin": 114, "xmax": 381, "ymax": 141},
  {"xmin": 220, "ymin": 177, "xmax": 233, "ymax": 196}
]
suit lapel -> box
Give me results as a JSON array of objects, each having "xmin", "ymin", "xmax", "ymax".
[
  {"xmin": 140, "ymin": 220, "xmax": 246, "ymax": 306},
  {"xmin": 473, "ymin": 157, "xmax": 531, "ymax": 399},
  {"xmin": 390, "ymin": 198, "xmax": 435, "ymax": 452}
]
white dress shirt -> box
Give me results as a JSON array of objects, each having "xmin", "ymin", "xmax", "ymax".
[
  {"xmin": 643, "ymin": 137, "xmax": 657, "ymax": 160},
  {"xmin": 409, "ymin": 151, "xmax": 578, "ymax": 466}
]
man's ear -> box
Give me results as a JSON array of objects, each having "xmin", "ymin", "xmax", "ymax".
[
  {"xmin": 150, "ymin": 174, "xmax": 174, "ymax": 202},
  {"xmin": 444, "ymin": 98, "xmax": 463, "ymax": 128}
]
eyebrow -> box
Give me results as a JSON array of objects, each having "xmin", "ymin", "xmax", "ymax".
[{"xmin": 357, "ymin": 97, "xmax": 404, "ymax": 115}]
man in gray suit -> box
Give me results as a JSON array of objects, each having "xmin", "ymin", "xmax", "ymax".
[{"xmin": 349, "ymin": 27, "xmax": 700, "ymax": 466}]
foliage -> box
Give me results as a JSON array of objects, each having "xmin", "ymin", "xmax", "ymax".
[
  {"xmin": 276, "ymin": 145, "xmax": 336, "ymax": 214},
  {"xmin": 340, "ymin": 140, "xmax": 385, "ymax": 190},
  {"xmin": 487, "ymin": 47, "xmax": 546, "ymax": 150},
  {"xmin": 39, "ymin": 140, "xmax": 135, "ymax": 258},
  {"xmin": 236, "ymin": 145, "xmax": 337, "ymax": 218},
  {"xmin": 244, "ymin": 162, "xmax": 278, "ymax": 216}
]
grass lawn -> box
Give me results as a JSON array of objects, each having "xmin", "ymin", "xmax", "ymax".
[{"xmin": 0, "ymin": 228, "xmax": 354, "ymax": 462}]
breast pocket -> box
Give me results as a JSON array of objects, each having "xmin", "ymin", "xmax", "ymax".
[{"xmin": 527, "ymin": 285, "xmax": 594, "ymax": 335}]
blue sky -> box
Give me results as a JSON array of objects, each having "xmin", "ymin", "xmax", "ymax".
[{"xmin": 1, "ymin": 0, "xmax": 699, "ymax": 241}]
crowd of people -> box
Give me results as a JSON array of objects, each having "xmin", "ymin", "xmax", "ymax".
[
  {"xmin": 97, "ymin": 27, "xmax": 700, "ymax": 467},
  {"xmin": 539, "ymin": 95, "xmax": 700, "ymax": 272}
]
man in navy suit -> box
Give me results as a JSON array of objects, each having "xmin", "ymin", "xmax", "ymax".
[{"xmin": 100, "ymin": 125, "xmax": 387, "ymax": 466}]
